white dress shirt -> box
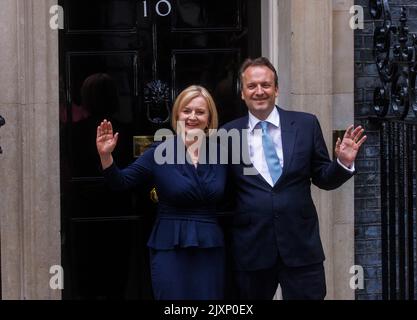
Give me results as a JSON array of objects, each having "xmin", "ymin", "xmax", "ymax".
[{"xmin": 247, "ymin": 107, "xmax": 354, "ymax": 187}]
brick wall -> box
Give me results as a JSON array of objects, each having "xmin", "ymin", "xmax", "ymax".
[{"xmin": 354, "ymin": 0, "xmax": 417, "ymax": 299}]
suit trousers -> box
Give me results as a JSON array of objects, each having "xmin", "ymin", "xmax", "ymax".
[{"xmin": 233, "ymin": 254, "xmax": 326, "ymax": 300}]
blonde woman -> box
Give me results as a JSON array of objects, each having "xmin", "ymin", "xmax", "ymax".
[{"xmin": 97, "ymin": 85, "xmax": 226, "ymax": 300}]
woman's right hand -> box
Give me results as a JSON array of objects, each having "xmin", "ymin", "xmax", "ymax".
[{"xmin": 96, "ymin": 119, "xmax": 119, "ymax": 157}]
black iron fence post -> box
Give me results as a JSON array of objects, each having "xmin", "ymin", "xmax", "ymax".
[
  {"xmin": 0, "ymin": 114, "xmax": 5, "ymax": 154},
  {"xmin": 0, "ymin": 114, "xmax": 4, "ymax": 299}
]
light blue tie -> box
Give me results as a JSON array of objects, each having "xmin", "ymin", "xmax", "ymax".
[{"xmin": 260, "ymin": 121, "xmax": 282, "ymax": 184}]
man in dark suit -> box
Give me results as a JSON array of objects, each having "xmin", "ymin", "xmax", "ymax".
[{"xmin": 222, "ymin": 57, "xmax": 366, "ymax": 300}]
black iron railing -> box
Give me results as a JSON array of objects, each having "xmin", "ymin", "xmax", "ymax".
[
  {"xmin": 0, "ymin": 113, "xmax": 3, "ymax": 299},
  {"xmin": 370, "ymin": 0, "xmax": 417, "ymax": 119},
  {"xmin": 376, "ymin": 119, "xmax": 416, "ymax": 300},
  {"xmin": 368, "ymin": 0, "xmax": 417, "ymax": 300}
]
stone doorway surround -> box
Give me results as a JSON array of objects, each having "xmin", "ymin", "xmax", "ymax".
[
  {"xmin": 0, "ymin": 0, "xmax": 61, "ymax": 299},
  {"xmin": 261, "ymin": 0, "xmax": 355, "ymax": 300}
]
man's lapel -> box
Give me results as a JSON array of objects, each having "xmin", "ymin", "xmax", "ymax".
[
  {"xmin": 237, "ymin": 115, "xmax": 274, "ymax": 188},
  {"xmin": 276, "ymin": 106, "xmax": 297, "ymax": 185},
  {"xmin": 233, "ymin": 107, "xmax": 298, "ymax": 188}
]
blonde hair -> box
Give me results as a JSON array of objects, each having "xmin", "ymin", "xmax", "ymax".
[{"xmin": 171, "ymin": 85, "xmax": 219, "ymax": 134}]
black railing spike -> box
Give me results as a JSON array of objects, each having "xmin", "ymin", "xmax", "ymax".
[{"xmin": 0, "ymin": 114, "xmax": 5, "ymax": 154}]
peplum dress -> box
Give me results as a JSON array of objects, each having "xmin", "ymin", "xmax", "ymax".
[{"xmin": 102, "ymin": 137, "xmax": 227, "ymax": 299}]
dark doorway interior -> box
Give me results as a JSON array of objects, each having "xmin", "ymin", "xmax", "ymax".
[{"xmin": 59, "ymin": 0, "xmax": 261, "ymax": 299}]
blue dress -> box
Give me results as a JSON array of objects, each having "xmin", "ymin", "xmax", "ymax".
[{"xmin": 103, "ymin": 137, "xmax": 227, "ymax": 300}]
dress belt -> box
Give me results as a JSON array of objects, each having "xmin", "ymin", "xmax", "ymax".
[{"xmin": 157, "ymin": 203, "xmax": 219, "ymax": 220}]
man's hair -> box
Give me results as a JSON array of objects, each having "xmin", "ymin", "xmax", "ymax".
[{"xmin": 239, "ymin": 57, "xmax": 278, "ymax": 88}]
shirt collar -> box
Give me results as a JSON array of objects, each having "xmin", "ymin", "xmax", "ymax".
[{"xmin": 248, "ymin": 106, "xmax": 280, "ymax": 132}]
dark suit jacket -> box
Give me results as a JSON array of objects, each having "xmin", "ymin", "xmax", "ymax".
[{"xmin": 222, "ymin": 106, "xmax": 353, "ymax": 270}]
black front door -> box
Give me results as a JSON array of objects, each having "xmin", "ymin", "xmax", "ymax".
[{"xmin": 59, "ymin": 0, "xmax": 261, "ymax": 299}]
